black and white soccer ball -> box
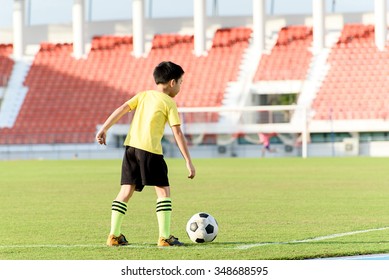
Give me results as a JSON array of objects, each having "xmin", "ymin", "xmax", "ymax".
[{"xmin": 186, "ymin": 212, "xmax": 218, "ymax": 243}]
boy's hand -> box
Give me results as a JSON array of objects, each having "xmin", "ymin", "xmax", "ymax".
[
  {"xmin": 187, "ymin": 162, "xmax": 195, "ymax": 179},
  {"xmin": 95, "ymin": 103, "xmax": 130, "ymax": 146},
  {"xmin": 96, "ymin": 130, "xmax": 106, "ymax": 145}
]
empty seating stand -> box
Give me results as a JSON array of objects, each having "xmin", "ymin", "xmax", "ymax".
[
  {"xmin": 254, "ymin": 25, "xmax": 313, "ymax": 81},
  {"xmin": 0, "ymin": 28, "xmax": 251, "ymax": 144},
  {"xmin": 312, "ymin": 24, "xmax": 389, "ymax": 120},
  {"xmin": 0, "ymin": 37, "xmax": 134, "ymax": 144}
]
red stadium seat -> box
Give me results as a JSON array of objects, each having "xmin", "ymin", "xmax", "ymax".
[{"xmin": 0, "ymin": 44, "xmax": 14, "ymax": 86}]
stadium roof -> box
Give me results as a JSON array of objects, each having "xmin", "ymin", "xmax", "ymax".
[{"xmin": 0, "ymin": 0, "xmax": 385, "ymax": 27}]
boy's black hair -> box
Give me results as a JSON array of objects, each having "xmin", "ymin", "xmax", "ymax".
[{"xmin": 153, "ymin": 61, "xmax": 184, "ymax": 84}]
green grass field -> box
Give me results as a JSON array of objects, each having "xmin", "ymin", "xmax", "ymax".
[{"xmin": 1, "ymin": 157, "xmax": 389, "ymax": 260}]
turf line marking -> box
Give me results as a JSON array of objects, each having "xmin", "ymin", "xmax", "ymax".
[
  {"xmin": 237, "ymin": 226, "xmax": 389, "ymax": 250},
  {"xmin": 0, "ymin": 244, "xmax": 153, "ymax": 249},
  {"xmin": 1, "ymin": 227, "xmax": 388, "ymax": 250}
]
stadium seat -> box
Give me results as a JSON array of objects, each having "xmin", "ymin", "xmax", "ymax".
[{"xmin": 0, "ymin": 44, "xmax": 14, "ymax": 87}]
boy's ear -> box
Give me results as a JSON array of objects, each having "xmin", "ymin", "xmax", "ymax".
[{"xmin": 169, "ymin": 79, "xmax": 176, "ymax": 87}]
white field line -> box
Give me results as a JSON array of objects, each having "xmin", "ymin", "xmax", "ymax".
[
  {"xmin": 0, "ymin": 227, "xmax": 388, "ymax": 250},
  {"xmin": 237, "ymin": 226, "xmax": 389, "ymax": 250},
  {"xmin": 0, "ymin": 244, "xmax": 152, "ymax": 249}
]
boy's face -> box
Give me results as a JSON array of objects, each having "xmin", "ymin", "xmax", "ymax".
[{"xmin": 168, "ymin": 76, "xmax": 183, "ymax": 98}]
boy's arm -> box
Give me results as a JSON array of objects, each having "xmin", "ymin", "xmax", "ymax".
[
  {"xmin": 96, "ymin": 102, "xmax": 130, "ymax": 145},
  {"xmin": 171, "ymin": 125, "xmax": 196, "ymax": 179}
]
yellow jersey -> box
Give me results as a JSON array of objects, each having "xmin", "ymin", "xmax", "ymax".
[{"xmin": 123, "ymin": 90, "xmax": 181, "ymax": 155}]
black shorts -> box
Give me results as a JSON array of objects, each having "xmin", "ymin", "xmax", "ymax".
[{"xmin": 121, "ymin": 146, "xmax": 169, "ymax": 192}]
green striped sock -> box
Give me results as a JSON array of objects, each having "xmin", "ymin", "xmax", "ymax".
[
  {"xmin": 156, "ymin": 198, "xmax": 172, "ymax": 239},
  {"xmin": 110, "ymin": 200, "xmax": 128, "ymax": 237}
]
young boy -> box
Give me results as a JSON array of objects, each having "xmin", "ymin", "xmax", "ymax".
[{"xmin": 96, "ymin": 61, "xmax": 196, "ymax": 247}]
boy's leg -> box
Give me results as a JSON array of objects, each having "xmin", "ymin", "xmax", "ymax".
[
  {"xmin": 107, "ymin": 184, "xmax": 135, "ymax": 246},
  {"xmin": 155, "ymin": 186, "xmax": 171, "ymax": 238},
  {"xmin": 155, "ymin": 186, "xmax": 183, "ymax": 246}
]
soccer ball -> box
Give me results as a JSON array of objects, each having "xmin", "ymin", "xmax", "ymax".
[{"xmin": 186, "ymin": 212, "xmax": 218, "ymax": 243}]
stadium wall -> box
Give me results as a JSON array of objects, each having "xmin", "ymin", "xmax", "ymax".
[{"xmin": 1, "ymin": 141, "xmax": 389, "ymax": 160}]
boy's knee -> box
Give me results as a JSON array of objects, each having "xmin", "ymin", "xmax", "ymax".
[
  {"xmin": 155, "ymin": 186, "xmax": 170, "ymax": 198},
  {"xmin": 117, "ymin": 184, "xmax": 136, "ymax": 201}
]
